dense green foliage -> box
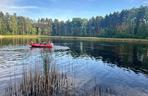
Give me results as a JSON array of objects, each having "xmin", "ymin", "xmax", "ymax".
[
  {"xmin": 0, "ymin": 12, "xmax": 36, "ymax": 35},
  {"xmin": 49, "ymin": 6, "xmax": 148, "ymax": 38},
  {"xmin": 0, "ymin": 6, "xmax": 148, "ymax": 38}
]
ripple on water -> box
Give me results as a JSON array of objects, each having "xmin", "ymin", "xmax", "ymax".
[
  {"xmin": 0, "ymin": 44, "xmax": 148, "ymax": 96},
  {"xmin": 0, "ymin": 46, "xmax": 30, "ymax": 92}
]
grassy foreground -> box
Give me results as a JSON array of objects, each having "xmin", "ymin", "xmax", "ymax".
[{"xmin": 1, "ymin": 35, "xmax": 148, "ymax": 44}]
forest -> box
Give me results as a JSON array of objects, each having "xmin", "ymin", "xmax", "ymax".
[{"xmin": 0, "ymin": 6, "xmax": 148, "ymax": 38}]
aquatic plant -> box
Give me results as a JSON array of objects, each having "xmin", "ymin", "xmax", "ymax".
[{"xmin": 5, "ymin": 48, "xmax": 116, "ymax": 96}]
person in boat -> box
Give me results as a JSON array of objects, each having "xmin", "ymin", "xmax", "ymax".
[
  {"xmin": 49, "ymin": 41, "xmax": 54, "ymax": 47},
  {"xmin": 48, "ymin": 41, "xmax": 51, "ymax": 44},
  {"xmin": 31, "ymin": 41, "xmax": 53, "ymax": 45},
  {"xmin": 30, "ymin": 41, "xmax": 34, "ymax": 44}
]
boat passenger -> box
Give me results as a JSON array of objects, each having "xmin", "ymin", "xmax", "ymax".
[{"xmin": 31, "ymin": 41, "xmax": 34, "ymax": 44}]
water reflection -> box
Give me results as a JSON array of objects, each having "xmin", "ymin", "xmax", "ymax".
[
  {"xmin": 0, "ymin": 38, "xmax": 148, "ymax": 96},
  {"xmin": 0, "ymin": 38, "xmax": 148, "ymax": 74},
  {"xmin": 61, "ymin": 41, "xmax": 148, "ymax": 74}
]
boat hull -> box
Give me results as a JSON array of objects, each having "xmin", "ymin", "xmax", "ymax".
[{"xmin": 31, "ymin": 43, "xmax": 53, "ymax": 48}]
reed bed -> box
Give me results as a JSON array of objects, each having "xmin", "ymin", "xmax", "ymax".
[{"xmin": 5, "ymin": 48, "xmax": 117, "ymax": 96}]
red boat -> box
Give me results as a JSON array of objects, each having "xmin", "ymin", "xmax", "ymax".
[{"xmin": 30, "ymin": 42, "xmax": 53, "ymax": 48}]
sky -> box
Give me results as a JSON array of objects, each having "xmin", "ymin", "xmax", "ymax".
[{"xmin": 0, "ymin": 0, "xmax": 148, "ymax": 20}]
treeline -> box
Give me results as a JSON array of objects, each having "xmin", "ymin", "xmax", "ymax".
[
  {"xmin": 0, "ymin": 12, "xmax": 36, "ymax": 35},
  {"xmin": 38, "ymin": 6, "xmax": 148, "ymax": 38},
  {"xmin": 0, "ymin": 6, "xmax": 148, "ymax": 38}
]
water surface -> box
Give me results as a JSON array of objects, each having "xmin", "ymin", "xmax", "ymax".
[{"xmin": 0, "ymin": 38, "xmax": 148, "ymax": 96}]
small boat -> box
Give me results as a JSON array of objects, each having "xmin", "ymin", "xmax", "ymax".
[{"xmin": 30, "ymin": 42, "xmax": 53, "ymax": 48}]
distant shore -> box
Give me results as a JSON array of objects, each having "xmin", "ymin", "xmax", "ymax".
[
  {"xmin": 0, "ymin": 35, "xmax": 39, "ymax": 38},
  {"xmin": 0, "ymin": 35, "xmax": 148, "ymax": 44}
]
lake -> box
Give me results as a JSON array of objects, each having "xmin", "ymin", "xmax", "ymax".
[{"xmin": 0, "ymin": 38, "xmax": 148, "ymax": 96}]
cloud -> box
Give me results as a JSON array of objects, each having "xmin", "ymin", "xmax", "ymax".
[
  {"xmin": 143, "ymin": 0, "xmax": 148, "ymax": 5},
  {"xmin": 9, "ymin": 6, "xmax": 39, "ymax": 9},
  {"xmin": 125, "ymin": 0, "xmax": 148, "ymax": 5},
  {"xmin": 0, "ymin": 0, "xmax": 16, "ymax": 6},
  {"xmin": 0, "ymin": 0, "xmax": 39, "ymax": 14}
]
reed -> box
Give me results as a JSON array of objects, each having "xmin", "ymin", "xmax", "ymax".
[{"xmin": 5, "ymin": 48, "xmax": 116, "ymax": 96}]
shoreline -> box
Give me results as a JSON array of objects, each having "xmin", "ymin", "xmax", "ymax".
[
  {"xmin": 0, "ymin": 35, "xmax": 148, "ymax": 44},
  {"xmin": 0, "ymin": 35, "xmax": 39, "ymax": 38},
  {"xmin": 42, "ymin": 36, "xmax": 148, "ymax": 44}
]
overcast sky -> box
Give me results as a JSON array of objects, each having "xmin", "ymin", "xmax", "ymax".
[{"xmin": 0, "ymin": 0, "xmax": 148, "ymax": 20}]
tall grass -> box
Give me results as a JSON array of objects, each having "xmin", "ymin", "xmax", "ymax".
[{"xmin": 5, "ymin": 48, "xmax": 116, "ymax": 96}]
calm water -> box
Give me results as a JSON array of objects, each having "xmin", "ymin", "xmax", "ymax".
[{"xmin": 0, "ymin": 38, "xmax": 148, "ymax": 96}]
